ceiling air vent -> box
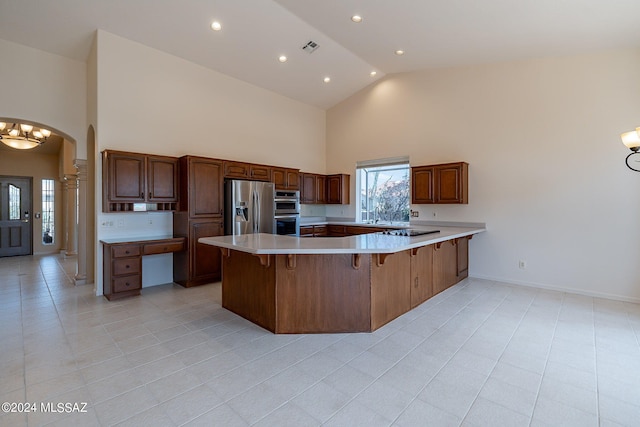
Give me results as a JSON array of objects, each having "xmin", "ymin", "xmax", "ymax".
[{"xmin": 302, "ymin": 40, "xmax": 319, "ymax": 54}]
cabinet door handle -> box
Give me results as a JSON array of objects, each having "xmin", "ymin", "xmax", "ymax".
[
  {"xmin": 149, "ymin": 192, "xmax": 152, "ymax": 199},
  {"xmin": 141, "ymin": 192, "xmax": 144, "ymax": 198},
  {"xmin": 125, "ymin": 265, "xmax": 130, "ymax": 269},
  {"xmin": 125, "ymin": 282, "xmax": 130, "ymax": 287},
  {"xmin": 125, "ymin": 250, "xmax": 130, "ymax": 254},
  {"xmin": 414, "ymin": 277, "xmax": 419, "ymax": 288}
]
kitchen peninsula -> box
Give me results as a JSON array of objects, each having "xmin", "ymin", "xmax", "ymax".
[{"xmin": 200, "ymin": 225, "xmax": 485, "ymax": 333}]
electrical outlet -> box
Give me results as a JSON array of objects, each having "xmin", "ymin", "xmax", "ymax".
[
  {"xmin": 148, "ymin": 218, "xmax": 153, "ymax": 225},
  {"xmin": 410, "ymin": 210, "xmax": 419, "ymax": 218},
  {"xmin": 519, "ymin": 260, "xmax": 527, "ymax": 269},
  {"xmin": 101, "ymin": 220, "xmax": 114, "ymax": 228},
  {"xmin": 432, "ymin": 212, "xmax": 437, "ymax": 218}
]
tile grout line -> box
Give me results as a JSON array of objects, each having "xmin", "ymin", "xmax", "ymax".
[
  {"xmin": 526, "ymin": 291, "xmax": 565, "ymax": 427},
  {"xmin": 454, "ymin": 285, "xmax": 538, "ymax": 426},
  {"xmin": 592, "ymin": 296, "xmax": 601, "ymax": 427},
  {"xmin": 317, "ymin": 279, "xmax": 507, "ymax": 426}
]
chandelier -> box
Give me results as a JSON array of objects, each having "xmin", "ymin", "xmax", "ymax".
[{"xmin": 0, "ymin": 122, "xmax": 52, "ymax": 150}]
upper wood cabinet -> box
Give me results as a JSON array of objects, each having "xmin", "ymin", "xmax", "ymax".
[
  {"xmin": 411, "ymin": 162, "xmax": 468, "ymax": 204},
  {"xmin": 223, "ymin": 161, "xmax": 249, "ymax": 179},
  {"xmin": 102, "ymin": 150, "xmax": 178, "ymax": 212},
  {"xmin": 411, "ymin": 167, "xmax": 435, "ymax": 204},
  {"xmin": 300, "ymin": 173, "xmax": 317, "ymax": 204},
  {"xmin": 224, "ymin": 160, "xmax": 272, "ymax": 182},
  {"xmin": 147, "ymin": 155, "xmax": 179, "ymax": 203},
  {"xmin": 272, "ymin": 167, "xmax": 300, "ymax": 190},
  {"xmin": 179, "ymin": 156, "xmax": 224, "ymax": 218},
  {"xmin": 316, "ymin": 175, "xmax": 327, "ymax": 204},
  {"xmin": 326, "ymin": 174, "xmax": 350, "ymax": 204},
  {"xmin": 249, "ymin": 164, "xmax": 271, "ymax": 181},
  {"xmin": 300, "ymin": 172, "xmax": 350, "ymax": 204}
]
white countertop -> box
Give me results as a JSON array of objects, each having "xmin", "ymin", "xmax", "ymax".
[
  {"xmin": 99, "ymin": 235, "xmax": 178, "ymax": 244},
  {"xmin": 199, "ymin": 226, "xmax": 485, "ymax": 255}
]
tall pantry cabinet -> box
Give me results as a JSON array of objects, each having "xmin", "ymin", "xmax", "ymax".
[{"xmin": 173, "ymin": 156, "xmax": 224, "ymax": 287}]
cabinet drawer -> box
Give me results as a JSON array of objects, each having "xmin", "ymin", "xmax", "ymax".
[
  {"xmin": 313, "ymin": 225, "xmax": 327, "ymax": 236},
  {"xmin": 112, "ymin": 258, "xmax": 142, "ymax": 276},
  {"xmin": 112, "ymin": 244, "xmax": 141, "ymax": 258},
  {"xmin": 112, "ymin": 275, "xmax": 141, "ymax": 293},
  {"xmin": 143, "ymin": 240, "xmax": 185, "ymax": 255},
  {"xmin": 300, "ymin": 226, "xmax": 314, "ymax": 236},
  {"xmin": 327, "ymin": 225, "xmax": 347, "ymax": 236}
]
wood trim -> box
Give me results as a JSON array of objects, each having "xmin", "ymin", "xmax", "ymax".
[
  {"xmin": 286, "ymin": 254, "xmax": 296, "ymax": 270},
  {"xmin": 220, "ymin": 248, "xmax": 230, "ymax": 258},
  {"xmin": 254, "ymin": 254, "xmax": 271, "ymax": 267},
  {"xmin": 376, "ymin": 253, "xmax": 392, "ymax": 266},
  {"xmin": 352, "ymin": 254, "xmax": 361, "ymax": 270}
]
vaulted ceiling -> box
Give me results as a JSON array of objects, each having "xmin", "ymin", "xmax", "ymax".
[{"xmin": 1, "ymin": 0, "xmax": 639, "ymax": 109}]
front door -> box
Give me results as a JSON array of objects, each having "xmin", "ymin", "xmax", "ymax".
[{"xmin": 0, "ymin": 176, "xmax": 32, "ymax": 257}]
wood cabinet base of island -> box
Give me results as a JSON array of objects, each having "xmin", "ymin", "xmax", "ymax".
[{"xmin": 220, "ymin": 236, "xmax": 470, "ymax": 333}]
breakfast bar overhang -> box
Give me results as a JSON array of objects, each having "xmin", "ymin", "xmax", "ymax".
[{"xmin": 199, "ymin": 226, "xmax": 485, "ymax": 333}]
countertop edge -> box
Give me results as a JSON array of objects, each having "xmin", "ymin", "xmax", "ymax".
[{"xmin": 199, "ymin": 227, "xmax": 485, "ymax": 255}]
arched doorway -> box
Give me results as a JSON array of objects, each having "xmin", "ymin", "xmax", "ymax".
[{"xmin": 0, "ymin": 118, "xmax": 92, "ymax": 285}]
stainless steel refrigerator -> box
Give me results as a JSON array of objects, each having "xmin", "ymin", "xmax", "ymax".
[{"xmin": 225, "ymin": 180, "xmax": 275, "ymax": 235}]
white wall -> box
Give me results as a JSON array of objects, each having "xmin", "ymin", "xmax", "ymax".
[
  {"xmin": 0, "ymin": 38, "xmax": 87, "ymax": 158},
  {"xmin": 326, "ymin": 48, "xmax": 640, "ymax": 301},
  {"xmin": 94, "ymin": 31, "xmax": 326, "ymax": 294},
  {"xmin": 95, "ymin": 31, "xmax": 325, "ymax": 168}
]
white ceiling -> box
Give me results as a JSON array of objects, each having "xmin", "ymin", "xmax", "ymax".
[{"xmin": 1, "ymin": 0, "xmax": 639, "ymax": 109}]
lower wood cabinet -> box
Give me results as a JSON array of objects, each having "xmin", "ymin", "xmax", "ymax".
[
  {"xmin": 327, "ymin": 225, "xmax": 347, "ymax": 236},
  {"xmin": 432, "ymin": 236, "xmax": 471, "ymax": 295},
  {"xmin": 327, "ymin": 225, "xmax": 385, "ymax": 236},
  {"xmin": 371, "ymin": 251, "xmax": 412, "ymax": 330},
  {"xmin": 410, "ymin": 245, "xmax": 434, "ymax": 308},
  {"xmin": 300, "ymin": 225, "xmax": 328, "ymax": 237},
  {"xmin": 173, "ymin": 215, "xmax": 224, "ymax": 287},
  {"xmin": 313, "ymin": 225, "xmax": 327, "ymax": 237}
]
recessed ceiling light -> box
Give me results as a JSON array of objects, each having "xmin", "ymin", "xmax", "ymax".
[
  {"xmin": 351, "ymin": 15, "xmax": 362, "ymax": 23},
  {"xmin": 395, "ymin": 50, "xmax": 404, "ymax": 56},
  {"xmin": 323, "ymin": 77, "xmax": 331, "ymax": 83},
  {"xmin": 278, "ymin": 55, "xmax": 287, "ymax": 63},
  {"xmin": 370, "ymin": 71, "xmax": 377, "ymax": 77},
  {"xmin": 210, "ymin": 21, "xmax": 222, "ymax": 31}
]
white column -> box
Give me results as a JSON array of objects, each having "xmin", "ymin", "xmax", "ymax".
[
  {"xmin": 74, "ymin": 159, "xmax": 87, "ymax": 286},
  {"xmin": 58, "ymin": 177, "xmax": 68, "ymax": 254},
  {"xmin": 64, "ymin": 176, "xmax": 78, "ymax": 257}
]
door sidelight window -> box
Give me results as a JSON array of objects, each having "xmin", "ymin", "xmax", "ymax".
[{"xmin": 42, "ymin": 179, "xmax": 55, "ymax": 244}]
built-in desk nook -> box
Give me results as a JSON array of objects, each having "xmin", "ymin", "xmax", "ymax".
[{"xmin": 101, "ymin": 236, "xmax": 186, "ymax": 300}]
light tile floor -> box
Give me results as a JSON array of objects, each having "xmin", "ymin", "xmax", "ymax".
[{"xmin": 1, "ymin": 254, "xmax": 639, "ymax": 426}]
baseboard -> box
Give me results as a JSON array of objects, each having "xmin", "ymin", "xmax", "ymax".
[{"xmin": 469, "ymin": 274, "xmax": 640, "ymax": 304}]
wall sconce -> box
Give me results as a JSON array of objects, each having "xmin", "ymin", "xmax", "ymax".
[{"xmin": 621, "ymin": 128, "xmax": 640, "ymax": 171}]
